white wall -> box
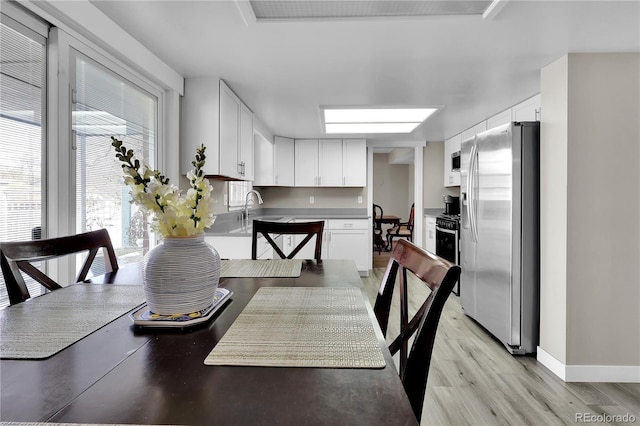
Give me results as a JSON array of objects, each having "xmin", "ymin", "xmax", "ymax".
[{"xmin": 539, "ymin": 53, "xmax": 640, "ymax": 381}]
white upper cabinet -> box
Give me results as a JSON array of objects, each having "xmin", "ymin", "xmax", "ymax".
[
  {"xmin": 253, "ymin": 133, "xmax": 274, "ymax": 186},
  {"xmin": 294, "ymin": 139, "xmax": 366, "ymax": 187},
  {"xmin": 318, "ymin": 139, "xmax": 343, "ymax": 186},
  {"xmin": 512, "ymin": 94, "xmax": 541, "ymax": 122},
  {"xmin": 294, "ymin": 139, "xmax": 319, "ymax": 186},
  {"xmin": 239, "ymin": 103, "xmax": 254, "ymax": 180},
  {"xmin": 181, "ymin": 78, "xmax": 254, "ymax": 180},
  {"xmin": 274, "ymin": 136, "xmax": 295, "ymax": 186},
  {"xmin": 487, "ymin": 109, "xmax": 512, "ymax": 130},
  {"xmin": 219, "ymin": 82, "xmax": 241, "ymax": 178},
  {"xmin": 342, "ymin": 139, "xmax": 366, "ymax": 186}
]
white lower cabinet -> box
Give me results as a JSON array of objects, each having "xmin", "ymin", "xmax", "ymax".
[
  {"xmin": 205, "ymin": 235, "xmax": 275, "ymax": 259},
  {"xmin": 289, "ymin": 218, "xmax": 368, "ymax": 272},
  {"xmin": 424, "ymin": 215, "xmax": 436, "ymax": 253},
  {"xmin": 208, "ymin": 217, "xmax": 369, "ymax": 272}
]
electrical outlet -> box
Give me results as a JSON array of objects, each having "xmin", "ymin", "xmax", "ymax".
[
  {"xmin": 309, "ymin": 196, "xmax": 315, "ymax": 204},
  {"xmin": 357, "ymin": 196, "xmax": 363, "ymax": 204}
]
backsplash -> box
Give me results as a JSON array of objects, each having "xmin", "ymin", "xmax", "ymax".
[{"xmin": 255, "ymin": 186, "xmax": 367, "ymax": 209}]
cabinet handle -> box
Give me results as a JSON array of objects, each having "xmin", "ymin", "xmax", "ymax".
[
  {"xmin": 275, "ymin": 175, "xmax": 278, "ymax": 184},
  {"xmin": 343, "ymin": 176, "xmax": 346, "ymax": 186}
]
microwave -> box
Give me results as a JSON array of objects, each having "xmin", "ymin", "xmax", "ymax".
[{"xmin": 451, "ymin": 151, "xmax": 461, "ymax": 171}]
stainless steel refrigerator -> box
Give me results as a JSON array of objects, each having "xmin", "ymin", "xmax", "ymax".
[{"xmin": 460, "ymin": 122, "xmax": 539, "ymax": 354}]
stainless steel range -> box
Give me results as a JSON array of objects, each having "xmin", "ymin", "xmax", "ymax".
[{"xmin": 435, "ymin": 213, "xmax": 460, "ymax": 295}]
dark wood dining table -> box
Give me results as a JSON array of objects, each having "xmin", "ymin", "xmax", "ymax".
[
  {"xmin": 0, "ymin": 259, "xmax": 418, "ymax": 425},
  {"xmin": 374, "ymin": 215, "xmax": 401, "ymax": 251}
]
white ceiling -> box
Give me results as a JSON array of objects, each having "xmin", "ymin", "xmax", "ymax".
[{"xmin": 89, "ymin": 0, "xmax": 639, "ymax": 144}]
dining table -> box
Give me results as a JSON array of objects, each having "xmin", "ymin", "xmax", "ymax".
[
  {"xmin": 0, "ymin": 259, "xmax": 419, "ymax": 425},
  {"xmin": 374, "ymin": 215, "xmax": 401, "ymax": 251}
]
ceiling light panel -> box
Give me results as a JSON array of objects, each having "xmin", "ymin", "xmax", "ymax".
[
  {"xmin": 249, "ymin": 1, "xmax": 492, "ymax": 20},
  {"xmin": 324, "ymin": 108, "xmax": 436, "ymax": 123},
  {"xmin": 326, "ymin": 122, "xmax": 422, "ymax": 134}
]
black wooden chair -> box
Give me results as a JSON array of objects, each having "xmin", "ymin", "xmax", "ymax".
[
  {"xmin": 386, "ymin": 203, "xmax": 414, "ymax": 251},
  {"xmin": 374, "ymin": 239, "xmax": 461, "ymax": 422},
  {"xmin": 372, "ymin": 204, "xmax": 385, "ymax": 254},
  {"xmin": 251, "ymin": 220, "xmax": 324, "ymax": 261},
  {"xmin": 0, "ymin": 229, "xmax": 119, "ymax": 305}
]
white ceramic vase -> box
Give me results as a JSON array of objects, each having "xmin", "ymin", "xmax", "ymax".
[{"xmin": 143, "ymin": 234, "xmax": 220, "ymax": 315}]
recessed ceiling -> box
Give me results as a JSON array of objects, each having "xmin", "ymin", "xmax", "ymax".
[
  {"xmin": 249, "ymin": 0, "xmax": 493, "ymax": 20},
  {"xmin": 88, "ymin": 1, "xmax": 640, "ymax": 144}
]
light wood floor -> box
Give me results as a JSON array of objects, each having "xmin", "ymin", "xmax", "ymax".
[{"xmin": 362, "ymin": 266, "xmax": 640, "ymax": 426}]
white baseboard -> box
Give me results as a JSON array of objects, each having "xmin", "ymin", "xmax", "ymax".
[{"xmin": 537, "ymin": 346, "xmax": 640, "ymax": 383}]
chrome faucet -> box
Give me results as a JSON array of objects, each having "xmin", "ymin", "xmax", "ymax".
[{"xmin": 243, "ymin": 189, "xmax": 264, "ymax": 222}]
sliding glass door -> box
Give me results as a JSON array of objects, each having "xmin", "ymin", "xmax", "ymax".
[{"xmin": 72, "ymin": 52, "xmax": 158, "ymax": 272}]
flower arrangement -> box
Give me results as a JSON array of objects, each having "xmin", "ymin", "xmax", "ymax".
[{"xmin": 111, "ymin": 136, "xmax": 215, "ymax": 237}]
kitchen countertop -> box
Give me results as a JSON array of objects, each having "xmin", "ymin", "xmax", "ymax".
[{"xmin": 206, "ymin": 208, "xmax": 369, "ymax": 236}]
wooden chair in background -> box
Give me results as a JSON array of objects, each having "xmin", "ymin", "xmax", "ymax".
[
  {"xmin": 372, "ymin": 204, "xmax": 385, "ymax": 254},
  {"xmin": 0, "ymin": 229, "xmax": 119, "ymax": 305},
  {"xmin": 374, "ymin": 239, "xmax": 461, "ymax": 422},
  {"xmin": 251, "ymin": 220, "xmax": 324, "ymax": 261},
  {"xmin": 386, "ymin": 203, "xmax": 415, "ymax": 251}
]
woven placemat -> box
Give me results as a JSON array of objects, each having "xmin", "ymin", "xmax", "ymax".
[
  {"xmin": 0, "ymin": 284, "xmax": 145, "ymax": 359},
  {"xmin": 204, "ymin": 287, "xmax": 386, "ymax": 368},
  {"xmin": 220, "ymin": 259, "xmax": 302, "ymax": 278}
]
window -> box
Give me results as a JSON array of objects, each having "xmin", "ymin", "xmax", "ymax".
[
  {"xmin": 0, "ymin": 15, "xmax": 46, "ymax": 306},
  {"xmin": 72, "ymin": 52, "xmax": 158, "ymax": 271}
]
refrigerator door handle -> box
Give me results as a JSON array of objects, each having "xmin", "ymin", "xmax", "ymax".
[{"xmin": 469, "ymin": 143, "xmax": 479, "ymax": 242}]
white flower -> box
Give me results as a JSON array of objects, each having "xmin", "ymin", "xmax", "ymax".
[{"xmin": 111, "ymin": 137, "xmax": 216, "ymax": 237}]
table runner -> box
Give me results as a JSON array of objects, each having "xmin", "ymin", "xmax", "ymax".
[
  {"xmin": 220, "ymin": 259, "xmax": 302, "ymax": 278},
  {"xmin": 204, "ymin": 287, "xmax": 386, "ymax": 368},
  {"xmin": 0, "ymin": 284, "xmax": 145, "ymax": 359}
]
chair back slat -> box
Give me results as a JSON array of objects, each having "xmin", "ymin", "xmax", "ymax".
[
  {"xmin": 0, "ymin": 229, "xmax": 119, "ymax": 305},
  {"xmin": 373, "ymin": 239, "xmax": 461, "ymax": 422},
  {"xmin": 251, "ymin": 220, "xmax": 324, "ymax": 261}
]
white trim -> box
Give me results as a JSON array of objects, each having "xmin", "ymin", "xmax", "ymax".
[
  {"xmin": 413, "ymin": 146, "xmax": 423, "ymax": 248},
  {"xmin": 1, "ymin": 0, "xmax": 48, "ymax": 37},
  {"xmin": 537, "ymin": 346, "xmax": 640, "ymax": 383},
  {"xmin": 19, "ymin": 0, "xmax": 183, "ymax": 94},
  {"xmin": 482, "ymin": 0, "xmax": 509, "ymax": 20},
  {"xmin": 234, "ymin": 0, "xmax": 256, "ymax": 26},
  {"xmin": 536, "ymin": 346, "xmax": 567, "ymax": 381}
]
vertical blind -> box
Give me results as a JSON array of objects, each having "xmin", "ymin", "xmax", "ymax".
[{"xmin": 0, "ymin": 17, "xmax": 46, "ymax": 306}]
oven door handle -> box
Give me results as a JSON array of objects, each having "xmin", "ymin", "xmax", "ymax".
[{"xmin": 435, "ymin": 226, "xmax": 457, "ymax": 235}]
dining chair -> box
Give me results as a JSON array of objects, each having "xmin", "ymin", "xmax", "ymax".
[
  {"xmin": 251, "ymin": 220, "xmax": 324, "ymax": 261},
  {"xmin": 373, "ymin": 239, "xmax": 461, "ymax": 422},
  {"xmin": 372, "ymin": 204, "xmax": 385, "ymax": 254},
  {"xmin": 386, "ymin": 203, "xmax": 414, "ymax": 251},
  {"xmin": 0, "ymin": 229, "xmax": 119, "ymax": 305}
]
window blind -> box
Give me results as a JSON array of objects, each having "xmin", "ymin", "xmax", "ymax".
[{"xmin": 0, "ymin": 17, "xmax": 46, "ymax": 307}]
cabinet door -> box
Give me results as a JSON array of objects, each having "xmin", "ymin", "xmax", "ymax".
[
  {"xmin": 487, "ymin": 109, "xmax": 512, "ymax": 130},
  {"xmin": 327, "ymin": 229, "xmax": 368, "ymax": 271},
  {"xmin": 253, "ymin": 132, "xmax": 274, "ymax": 186},
  {"xmin": 512, "ymin": 94, "xmax": 540, "ymax": 122},
  {"xmin": 181, "ymin": 78, "xmax": 220, "ymax": 176},
  {"xmin": 424, "ymin": 216, "xmax": 436, "ymax": 253},
  {"xmin": 239, "ymin": 104, "xmax": 254, "ymax": 180},
  {"xmin": 291, "ymin": 219, "xmax": 326, "ymax": 259},
  {"xmin": 342, "ymin": 139, "xmax": 366, "ymax": 186},
  {"xmin": 318, "ymin": 139, "xmax": 343, "ymax": 186},
  {"xmin": 294, "ymin": 139, "xmax": 319, "ymax": 186},
  {"xmin": 274, "ymin": 136, "xmax": 294, "ymax": 186},
  {"xmin": 219, "ymin": 82, "xmax": 240, "ymax": 178}
]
